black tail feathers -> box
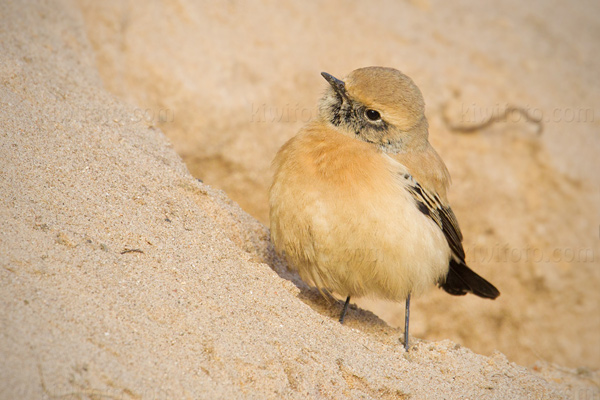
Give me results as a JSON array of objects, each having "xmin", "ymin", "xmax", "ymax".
[{"xmin": 440, "ymin": 259, "xmax": 500, "ymax": 299}]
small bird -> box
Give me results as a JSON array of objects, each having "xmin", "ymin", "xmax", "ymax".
[{"xmin": 269, "ymin": 67, "xmax": 499, "ymax": 350}]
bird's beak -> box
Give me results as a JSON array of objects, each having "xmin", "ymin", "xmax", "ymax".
[{"xmin": 321, "ymin": 72, "xmax": 347, "ymax": 98}]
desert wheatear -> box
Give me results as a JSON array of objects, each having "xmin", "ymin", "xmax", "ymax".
[{"xmin": 269, "ymin": 67, "xmax": 499, "ymax": 350}]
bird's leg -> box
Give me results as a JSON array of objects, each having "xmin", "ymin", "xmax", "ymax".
[
  {"xmin": 404, "ymin": 294, "xmax": 411, "ymax": 351},
  {"xmin": 339, "ymin": 296, "xmax": 351, "ymax": 324}
]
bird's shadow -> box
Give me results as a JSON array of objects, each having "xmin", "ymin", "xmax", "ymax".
[{"xmin": 261, "ymin": 234, "xmax": 400, "ymax": 341}]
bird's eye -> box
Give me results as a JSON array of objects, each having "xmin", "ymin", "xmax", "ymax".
[{"xmin": 365, "ymin": 109, "xmax": 381, "ymax": 121}]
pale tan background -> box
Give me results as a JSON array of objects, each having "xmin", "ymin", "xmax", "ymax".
[
  {"xmin": 78, "ymin": 0, "xmax": 600, "ymax": 369},
  {"xmin": 1, "ymin": 0, "xmax": 599, "ymax": 398}
]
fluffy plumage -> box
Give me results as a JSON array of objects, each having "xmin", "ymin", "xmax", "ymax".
[{"xmin": 269, "ymin": 67, "xmax": 499, "ymax": 346}]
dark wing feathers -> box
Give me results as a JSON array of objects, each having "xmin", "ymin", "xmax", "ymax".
[
  {"xmin": 438, "ymin": 205, "xmax": 465, "ymax": 262},
  {"xmin": 402, "ymin": 174, "xmax": 500, "ymax": 299}
]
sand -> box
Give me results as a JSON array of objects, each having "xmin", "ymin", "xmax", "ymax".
[
  {"xmin": 1, "ymin": 0, "xmax": 598, "ymax": 398},
  {"xmin": 75, "ymin": 0, "xmax": 600, "ymax": 371}
]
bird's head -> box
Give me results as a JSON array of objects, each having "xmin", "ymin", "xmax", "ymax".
[{"xmin": 318, "ymin": 67, "xmax": 429, "ymax": 153}]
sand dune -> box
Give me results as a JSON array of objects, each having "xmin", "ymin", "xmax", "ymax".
[{"xmin": 1, "ymin": 0, "xmax": 598, "ymax": 398}]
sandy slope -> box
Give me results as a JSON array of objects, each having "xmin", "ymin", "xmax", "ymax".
[
  {"xmin": 0, "ymin": 0, "xmax": 598, "ymax": 398},
  {"xmin": 74, "ymin": 0, "xmax": 600, "ymax": 371}
]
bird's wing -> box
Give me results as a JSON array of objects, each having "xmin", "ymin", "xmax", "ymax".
[
  {"xmin": 401, "ymin": 173, "xmax": 466, "ymax": 262},
  {"xmin": 400, "ymin": 172, "xmax": 500, "ymax": 299}
]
